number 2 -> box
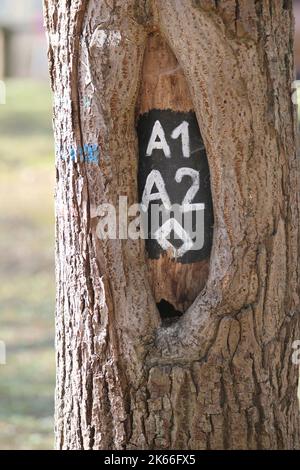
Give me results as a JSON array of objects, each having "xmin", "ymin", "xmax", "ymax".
[{"xmin": 175, "ymin": 168, "xmax": 199, "ymax": 205}]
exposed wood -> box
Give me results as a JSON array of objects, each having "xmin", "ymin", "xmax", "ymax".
[
  {"xmin": 137, "ymin": 33, "xmax": 193, "ymax": 114},
  {"xmin": 44, "ymin": 0, "xmax": 300, "ymax": 450},
  {"xmin": 137, "ymin": 33, "xmax": 211, "ymax": 313}
]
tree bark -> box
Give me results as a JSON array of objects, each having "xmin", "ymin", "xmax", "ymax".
[{"xmin": 44, "ymin": 0, "xmax": 300, "ymax": 450}]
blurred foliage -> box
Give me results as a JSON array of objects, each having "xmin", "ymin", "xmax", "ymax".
[{"xmin": 0, "ymin": 79, "xmax": 55, "ymax": 450}]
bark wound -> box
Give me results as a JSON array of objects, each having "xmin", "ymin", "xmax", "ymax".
[{"xmin": 136, "ymin": 33, "xmax": 213, "ymax": 316}]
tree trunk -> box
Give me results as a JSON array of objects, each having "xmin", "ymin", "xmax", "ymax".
[{"xmin": 44, "ymin": 0, "xmax": 300, "ymax": 450}]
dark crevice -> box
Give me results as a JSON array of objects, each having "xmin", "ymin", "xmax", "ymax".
[
  {"xmin": 235, "ymin": 0, "xmax": 240, "ymax": 20},
  {"xmin": 157, "ymin": 299, "xmax": 183, "ymax": 326},
  {"xmin": 283, "ymin": 0, "xmax": 290, "ymax": 10}
]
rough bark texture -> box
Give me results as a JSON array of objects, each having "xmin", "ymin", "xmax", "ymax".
[{"xmin": 44, "ymin": 0, "xmax": 300, "ymax": 449}]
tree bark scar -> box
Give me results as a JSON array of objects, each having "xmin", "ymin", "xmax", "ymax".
[{"xmin": 136, "ymin": 33, "xmax": 213, "ymax": 314}]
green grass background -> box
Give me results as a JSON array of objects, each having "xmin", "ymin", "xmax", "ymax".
[{"xmin": 0, "ymin": 79, "xmax": 55, "ymax": 450}]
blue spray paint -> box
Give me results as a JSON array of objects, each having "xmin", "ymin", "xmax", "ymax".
[{"xmin": 63, "ymin": 144, "xmax": 100, "ymax": 164}]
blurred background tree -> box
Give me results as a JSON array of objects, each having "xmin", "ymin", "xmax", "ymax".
[{"xmin": 0, "ymin": 0, "xmax": 54, "ymax": 450}]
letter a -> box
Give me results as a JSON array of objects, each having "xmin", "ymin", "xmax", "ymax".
[
  {"xmin": 142, "ymin": 170, "xmax": 171, "ymax": 210},
  {"xmin": 146, "ymin": 120, "xmax": 171, "ymax": 157}
]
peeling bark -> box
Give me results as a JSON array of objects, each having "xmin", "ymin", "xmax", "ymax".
[{"xmin": 44, "ymin": 0, "xmax": 300, "ymax": 449}]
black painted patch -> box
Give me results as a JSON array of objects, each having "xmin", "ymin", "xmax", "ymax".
[{"xmin": 137, "ymin": 109, "xmax": 213, "ymax": 264}]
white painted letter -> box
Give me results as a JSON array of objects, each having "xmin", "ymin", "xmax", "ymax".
[
  {"xmin": 142, "ymin": 170, "xmax": 171, "ymax": 210},
  {"xmin": 146, "ymin": 120, "xmax": 171, "ymax": 158}
]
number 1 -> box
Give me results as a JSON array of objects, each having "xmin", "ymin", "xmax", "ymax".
[{"xmin": 171, "ymin": 121, "xmax": 190, "ymax": 158}]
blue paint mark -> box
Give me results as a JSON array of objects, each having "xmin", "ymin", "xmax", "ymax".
[
  {"xmin": 63, "ymin": 144, "xmax": 100, "ymax": 164},
  {"xmin": 70, "ymin": 147, "xmax": 77, "ymax": 162}
]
